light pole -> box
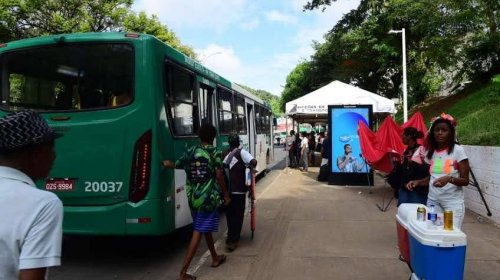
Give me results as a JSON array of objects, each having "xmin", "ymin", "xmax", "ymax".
[
  {"xmin": 201, "ymin": 51, "xmax": 222, "ymax": 64},
  {"xmin": 389, "ymin": 28, "xmax": 408, "ymax": 122}
]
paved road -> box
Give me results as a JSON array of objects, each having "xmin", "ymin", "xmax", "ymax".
[
  {"xmin": 48, "ymin": 148, "xmax": 500, "ymax": 280},
  {"xmin": 50, "ymin": 152, "xmax": 287, "ymax": 280}
]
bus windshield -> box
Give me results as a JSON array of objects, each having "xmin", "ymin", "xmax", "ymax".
[{"xmin": 0, "ymin": 43, "xmax": 134, "ymax": 111}]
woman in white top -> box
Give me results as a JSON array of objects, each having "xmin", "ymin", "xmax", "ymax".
[
  {"xmin": 407, "ymin": 113, "xmax": 470, "ymax": 229},
  {"xmin": 300, "ymin": 132, "xmax": 309, "ymax": 172}
]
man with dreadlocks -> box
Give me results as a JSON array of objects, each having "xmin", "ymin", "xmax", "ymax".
[
  {"xmin": 163, "ymin": 124, "xmax": 230, "ymax": 280},
  {"xmin": 406, "ymin": 113, "xmax": 470, "ymax": 229}
]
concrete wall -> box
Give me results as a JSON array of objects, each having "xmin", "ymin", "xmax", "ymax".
[{"xmin": 463, "ymin": 145, "xmax": 500, "ymax": 226}]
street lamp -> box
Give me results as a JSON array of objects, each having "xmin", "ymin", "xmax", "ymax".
[
  {"xmin": 201, "ymin": 51, "xmax": 222, "ymax": 64},
  {"xmin": 389, "ymin": 28, "xmax": 408, "ymax": 122}
]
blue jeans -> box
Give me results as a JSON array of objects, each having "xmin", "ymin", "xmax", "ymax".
[
  {"xmin": 300, "ymin": 148, "xmax": 309, "ymax": 170},
  {"xmin": 398, "ymin": 189, "xmax": 427, "ymax": 206}
]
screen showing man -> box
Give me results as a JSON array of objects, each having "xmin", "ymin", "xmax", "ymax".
[
  {"xmin": 336, "ymin": 144, "xmax": 365, "ymax": 172},
  {"xmin": 330, "ymin": 106, "xmax": 370, "ymax": 173}
]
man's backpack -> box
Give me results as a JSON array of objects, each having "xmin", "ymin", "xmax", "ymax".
[
  {"xmin": 186, "ymin": 146, "xmax": 220, "ymax": 211},
  {"xmin": 223, "ymin": 148, "xmax": 247, "ymax": 193},
  {"xmin": 187, "ymin": 147, "xmax": 213, "ymax": 185}
]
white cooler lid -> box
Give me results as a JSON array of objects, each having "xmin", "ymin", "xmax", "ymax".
[
  {"xmin": 408, "ymin": 218, "xmax": 467, "ymax": 247},
  {"xmin": 396, "ymin": 203, "xmax": 426, "ymax": 228}
]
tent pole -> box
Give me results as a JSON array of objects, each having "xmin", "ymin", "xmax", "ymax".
[{"xmin": 285, "ymin": 116, "xmax": 289, "ymax": 171}]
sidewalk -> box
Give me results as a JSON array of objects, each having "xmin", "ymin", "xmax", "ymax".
[{"xmin": 197, "ymin": 155, "xmax": 500, "ymax": 279}]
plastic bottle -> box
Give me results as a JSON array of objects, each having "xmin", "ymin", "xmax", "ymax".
[{"xmin": 428, "ymin": 205, "xmax": 437, "ymax": 224}]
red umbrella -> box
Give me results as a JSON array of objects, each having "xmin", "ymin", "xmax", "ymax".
[
  {"xmin": 358, "ymin": 120, "xmax": 397, "ymax": 173},
  {"xmin": 357, "ymin": 112, "xmax": 428, "ymax": 173},
  {"xmin": 401, "ymin": 112, "xmax": 428, "ymax": 145},
  {"xmin": 249, "ymin": 169, "xmax": 256, "ymax": 239}
]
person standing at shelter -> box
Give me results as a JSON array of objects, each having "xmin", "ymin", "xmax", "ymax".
[
  {"xmin": 163, "ymin": 124, "xmax": 230, "ymax": 280},
  {"xmin": 308, "ymin": 131, "xmax": 316, "ymax": 166},
  {"xmin": 299, "ymin": 132, "xmax": 309, "ymax": 172},
  {"xmin": 0, "ymin": 110, "xmax": 63, "ymax": 280},
  {"xmin": 407, "ymin": 114, "xmax": 470, "ymax": 229},
  {"xmin": 316, "ymin": 131, "xmax": 325, "ymax": 153},
  {"xmin": 321, "ymin": 130, "xmax": 330, "ymax": 167},
  {"xmin": 317, "ymin": 129, "xmax": 331, "ymax": 181},
  {"xmin": 223, "ymin": 134, "xmax": 257, "ymax": 252},
  {"xmin": 286, "ymin": 130, "xmax": 296, "ymax": 167},
  {"xmin": 395, "ymin": 127, "xmax": 429, "ymax": 206},
  {"xmin": 294, "ymin": 133, "xmax": 302, "ymax": 168}
]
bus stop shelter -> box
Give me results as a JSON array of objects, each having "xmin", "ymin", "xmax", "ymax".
[{"xmin": 285, "ymin": 80, "xmax": 396, "ymax": 125}]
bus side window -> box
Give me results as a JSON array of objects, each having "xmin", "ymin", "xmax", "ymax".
[
  {"xmin": 109, "ymin": 92, "xmax": 132, "ymax": 107},
  {"xmin": 164, "ymin": 63, "xmax": 198, "ymax": 136},
  {"xmin": 80, "ymin": 89, "xmax": 103, "ymax": 109},
  {"xmin": 55, "ymin": 91, "xmax": 72, "ymax": 109}
]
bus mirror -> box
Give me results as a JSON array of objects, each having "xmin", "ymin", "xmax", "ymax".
[{"xmin": 273, "ymin": 117, "xmax": 277, "ymax": 127}]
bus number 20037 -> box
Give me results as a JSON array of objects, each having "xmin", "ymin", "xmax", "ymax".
[{"xmin": 84, "ymin": 182, "xmax": 124, "ymax": 193}]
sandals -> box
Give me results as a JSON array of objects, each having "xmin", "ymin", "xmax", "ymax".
[
  {"xmin": 178, "ymin": 274, "xmax": 196, "ymax": 280},
  {"xmin": 211, "ymin": 254, "xmax": 227, "ymax": 268},
  {"xmin": 177, "ymin": 255, "xmax": 225, "ymax": 279}
]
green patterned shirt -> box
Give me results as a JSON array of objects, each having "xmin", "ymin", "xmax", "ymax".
[{"xmin": 175, "ymin": 145, "xmax": 222, "ymax": 212}]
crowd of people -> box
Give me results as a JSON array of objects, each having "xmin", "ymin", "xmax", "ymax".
[
  {"xmin": 0, "ymin": 110, "xmax": 259, "ymax": 280},
  {"xmin": 390, "ymin": 113, "xmax": 470, "ymax": 229},
  {"xmin": 0, "ymin": 110, "xmax": 470, "ymax": 280},
  {"xmin": 286, "ymin": 129, "xmax": 328, "ymax": 172}
]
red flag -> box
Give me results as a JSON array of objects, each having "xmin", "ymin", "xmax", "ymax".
[
  {"xmin": 401, "ymin": 112, "xmax": 428, "ymax": 145},
  {"xmin": 358, "ymin": 120, "xmax": 395, "ymax": 173},
  {"xmin": 357, "ymin": 112, "xmax": 428, "ymax": 173}
]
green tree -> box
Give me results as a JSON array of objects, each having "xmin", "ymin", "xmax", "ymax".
[
  {"xmin": 123, "ymin": 11, "xmax": 195, "ymax": 57},
  {"xmin": 0, "ymin": 0, "xmax": 132, "ymax": 41},
  {"xmin": 459, "ymin": 0, "xmax": 500, "ymax": 82},
  {"xmin": 238, "ymin": 84, "xmax": 282, "ymax": 116},
  {"xmin": 0, "ymin": 0, "xmax": 195, "ymax": 57},
  {"xmin": 280, "ymin": 61, "xmax": 314, "ymax": 112},
  {"xmin": 303, "ymin": 0, "xmax": 338, "ymax": 11},
  {"xmin": 295, "ymin": 0, "xmax": 499, "ymax": 109}
]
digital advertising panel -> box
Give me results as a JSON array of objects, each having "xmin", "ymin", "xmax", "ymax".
[{"xmin": 328, "ymin": 105, "xmax": 373, "ymax": 186}]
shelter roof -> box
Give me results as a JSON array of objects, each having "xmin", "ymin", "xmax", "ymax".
[{"xmin": 285, "ymin": 81, "xmax": 396, "ymax": 121}]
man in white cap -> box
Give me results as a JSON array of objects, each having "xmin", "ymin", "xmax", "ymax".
[{"xmin": 0, "ymin": 110, "xmax": 63, "ymax": 280}]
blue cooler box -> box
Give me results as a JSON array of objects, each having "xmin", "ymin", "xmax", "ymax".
[{"xmin": 408, "ymin": 218, "xmax": 467, "ymax": 280}]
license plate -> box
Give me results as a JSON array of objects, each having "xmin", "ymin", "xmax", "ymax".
[{"xmin": 45, "ymin": 179, "xmax": 75, "ymax": 191}]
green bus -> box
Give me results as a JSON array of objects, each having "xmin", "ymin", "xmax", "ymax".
[{"xmin": 0, "ymin": 32, "xmax": 273, "ymax": 235}]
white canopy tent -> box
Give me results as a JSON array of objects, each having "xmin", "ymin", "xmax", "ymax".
[{"xmin": 285, "ymin": 80, "xmax": 396, "ymax": 123}]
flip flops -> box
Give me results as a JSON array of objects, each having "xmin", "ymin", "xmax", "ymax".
[
  {"xmin": 211, "ymin": 254, "xmax": 226, "ymax": 268},
  {"xmin": 178, "ymin": 274, "xmax": 196, "ymax": 280}
]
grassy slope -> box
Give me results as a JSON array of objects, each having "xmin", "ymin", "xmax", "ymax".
[{"xmin": 405, "ymin": 75, "xmax": 500, "ymax": 146}]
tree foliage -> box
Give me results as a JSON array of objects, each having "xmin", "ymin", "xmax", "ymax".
[
  {"xmin": 238, "ymin": 84, "xmax": 282, "ymax": 116},
  {"xmin": 303, "ymin": 0, "xmax": 338, "ymax": 11},
  {"xmin": 123, "ymin": 11, "xmax": 195, "ymax": 57},
  {"xmin": 0, "ymin": 0, "xmax": 132, "ymax": 40},
  {"xmin": 283, "ymin": 0, "xmax": 500, "ymax": 111},
  {"xmin": 0, "ymin": 0, "xmax": 195, "ymax": 57},
  {"xmin": 280, "ymin": 61, "xmax": 314, "ymax": 112}
]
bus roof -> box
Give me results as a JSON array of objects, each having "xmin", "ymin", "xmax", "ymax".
[{"xmin": 231, "ymin": 83, "xmax": 265, "ymax": 105}]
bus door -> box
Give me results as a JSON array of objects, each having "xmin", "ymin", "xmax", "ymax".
[
  {"xmin": 247, "ymin": 103, "xmax": 256, "ymax": 156},
  {"xmin": 199, "ymin": 82, "xmax": 215, "ymax": 126}
]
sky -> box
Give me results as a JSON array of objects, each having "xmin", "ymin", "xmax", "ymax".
[{"xmin": 131, "ymin": 0, "xmax": 361, "ymax": 96}]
